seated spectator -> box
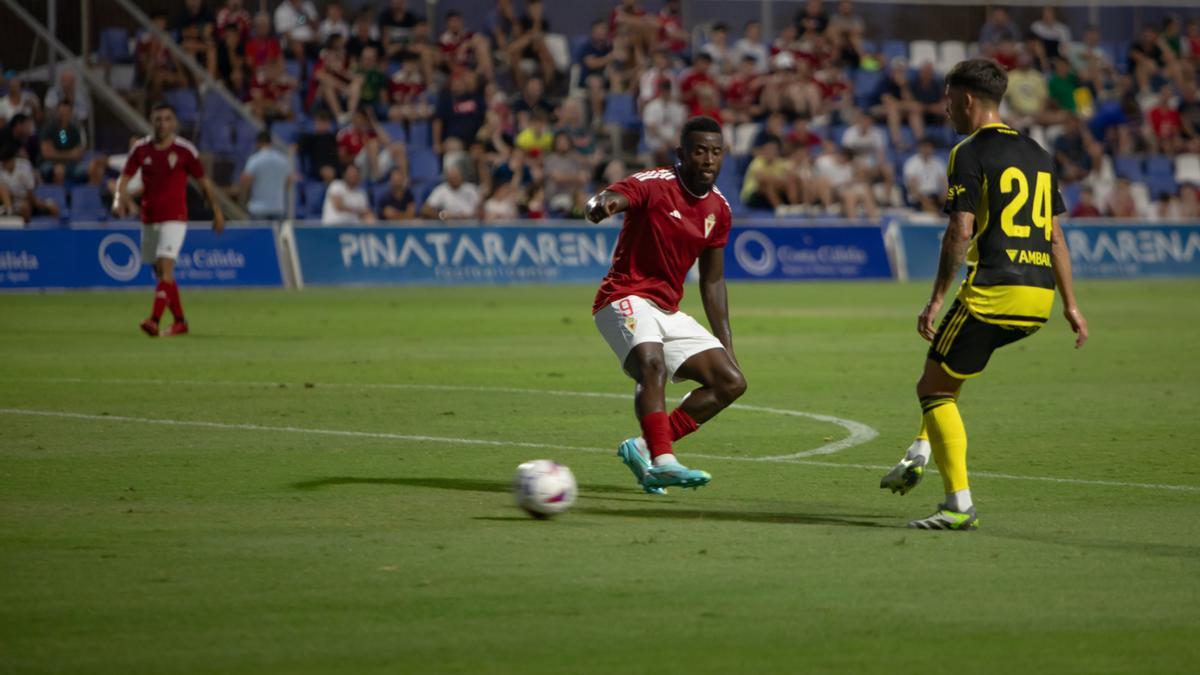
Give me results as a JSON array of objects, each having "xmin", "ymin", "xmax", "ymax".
[
  {"xmin": 39, "ymin": 101, "xmax": 85, "ymax": 184},
  {"xmin": 1030, "ymin": 6, "xmax": 1071, "ymax": 60},
  {"xmin": 422, "ymin": 165, "xmax": 480, "ymax": 220},
  {"xmin": 872, "ymin": 57, "xmax": 920, "ymax": 149},
  {"xmin": 1047, "ymin": 57, "xmax": 1080, "ymax": 115},
  {"xmin": 318, "ymin": 2, "xmax": 350, "ymax": 44},
  {"xmin": 1005, "ymin": 54, "xmax": 1057, "ymax": 127},
  {"xmin": 438, "ymin": 10, "xmax": 495, "ymax": 83},
  {"xmin": 274, "ymin": 0, "xmax": 320, "ymax": 62},
  {"xmin": 724, "ymin": 56, "xmax": 766, "ymax": 131},
  {"xmin": 1107, "ymin": 178, "xmax": 1138, "ymax": 218},
  {"xmin": 732, "ymin": 20, "xmax": 768, "ymax": 74},
  {"xmin": 1179, "ymin": 82, "xmax": 1200, "ymax": 151},
  {"xmin": 701, "ymin": 23, "xmax": 735, "ymax": 75},
  {"xmin": 657, "ymin": 0, "xmax": 689, "ymax": 58},
  {"xmin": 43, "ymin": 68, "xmax": 89, "ymax": 124},
  {"xmin": 505, "ymin": 0, "xmax": 554, "ymax": 89},
  {"xmin": 174, "ymin": 0, "xmax": 217, "ymax": 70},
  {"xmin": 346, "ymin": 10, "xmax": 383, "ymax": 62},
  {"xmin": 0, "ymin": 78, "xmax": 41, "ymax": 126},
  {"xmin": 309, "ymin": 35, "xmax": 354, "ymax": 123},
  {"xmin": 979, "ymin": 6, "xmax": 1021, "ymax": 49},
  {"xmin": 322, "ymin": 164, "xmax": 375, "ymax": 224},
  {"xmin": 244, "ymin": 12, "xmax": 282, "ymax": 70},
  {"xmin": 1147, "ymin": 85, "xmax": 1183, "ymax": 154},
  {"xmin": 215, "ymin": 20, "xmax": 248, "ymax": 86},
  {"xmin": 815, "ymin": 142, "xmax": 878, "ymax": 219},
  {"xmin": 0, "ymin": 114, "xmax": 40, "ymax": 165},
  {"xmin": 378, "ymin": 0, "xmax": 423, "ymax": 63},
  {"xmin": 482, "ymin": 179, "xmax": 520, "ymax": 222},
  {"xmin": 680, "ymin": 53, "xmax": 719, "ymax": 109},
  {"xmin": 297, "ymin": 111, "xmax": 340, "ymax": 181},
  {"xmin": 543, "ymin": 133, "xmax": 590, "ymax": 216},
  {"xmin": 841, "ymin": 110, "xmax": 895, "ymax": 198},
  {"xmin": 216, "ymin": 0, "xmax": 251, "ymax": 43},
  {"xmin": 486, "ymin": 0, "xmax": 518, "ymax": 51},
  {"xmin": 610, "ymin": 0, "xmax": 658, "ymax": 64},
  {"xmin": 512, "ymin": 78, "xmax": 553, "ymax": 132},
  {"xmin": 0, "ymin": 144, "xmax": 58, "ymax": 221},
  {"xmin": 641, "ymin": 82, "xmax": 686, "ymax": 165},
  {"xmin": 239, "ymin": 131, "xmax": 293, "ymax": 219},
  {"xmin": 902, "ymin": 139, "xmax": 947, "ymax": 214},
  {"xmin": 387, "ymin": 54, "xmax": 433, "ymax": 123},
  {"xmin": 351, "ymin": 46, "xmax": 389, "ymax": 118},
  {"xmin": 554, "ymin": 97, "xmax": 597, "ymax": 160},
  {"xmin": 828, "ymin": 1, "xmax": 865, "ymax": 40},
  {"xmin": 377, "ymin": 168, "xmax": 415, "ymax": 220},
  {"xmin": 1128, "ymin": 26, "xmax": 1171, "ymax": 93},
  {"xmin": 1177, "ymin": 185, "xmax": 1200, "ymax": 219},
  {"xmin": 433, "ymin": 73, "xmax": 486, "ymax": 155},
  {"xmin": 1070, "ymin": 186, "xmax": 1103, "ymax": 218},
  {"xmin": 136, "ymin": 12, "xmax": 187, "ymax": 106},
  {"xmin": 637, "ymin": 50, "xmax": 676, "ymax": 109},
  {"xmin": 1054, "ymin": 116, "xmax": 1103, "ymax": 183},
  {"xmin": 794, "ymin": 0, "xmax": 828, "ymax": 35},
  {"xmin": 1067, "ymin": 25, "xmax": 1113, "ymax": 81},
  {"xmin": 248, "ymin": 57, "xmax": 298, "ymax": 122},
  {"xmin": 741, "ymin": 138, "xmax": 799, "ymax": 210},
  {"xmin": 515, "ymin": 111, "xmax": 554, "ymax": 155},
  {"xmin": 577, "ymin": 20, "xmax": 614, "ymax": 88}
]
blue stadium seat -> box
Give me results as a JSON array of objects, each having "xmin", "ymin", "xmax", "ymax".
[
  {"xmin": 33, "ymin": 185, "xmax": 67, "ymax": 219},
  {"xmin": 860, "ymin": 39, "xmax": 878, "ymax": 55},
  {"xmin": 379, "ymin": 121, "xmax": 407, "ymax": 145},
  {"xmin": 99, "ymin": 27, "xmax": 132, "ymax": 63},
  {"xmin": 1060, "ymin": 182, "xmax": 1082, "ymax": 212},
  {"xmin": 200, "ymin": 116, "xmax": 236, "ymax": 154},
  {"xmin": 69, "ymin": 185, "xmax": 108, "ymax": 222},
  {"xmin": 1144, "ymin": 154, "xmax": 1174, "ymax": 178},
  {"xmin": 408, "ymin": 148, "xmax": 441, "ymax": 183},
  {"xmin": 270, "ymin": 120, "xmax": 301, "ymax": 145},
  {"xmin": 202, "ymin": 88, "xmax": 239, "ymax": 122},
  {"xmin": 165, "ymin": 89, "xmax": 199, "ymax": 125},
  {"xmin": 372, "ymin": 183, "xmax": 392, "ymax": 208},
  {"xmin": 234, "ymin": 119, "xmax": 261, "ymax": 155},
  {"xmin": 603, "ymin": 93, "xmax": 640, "ymax": 129},
  {"xmin": 1143, "ymin": 175, "xmax": 1178, "ymax": 200},
  {"xmin": 283, "ymin": 58, "xmax": 303, "ymax": 82},
  {"xmin": 881, "ymin": 40, "xmax": 908, "ymax": 65},
  {"xmin": 303, "ymin": 181, "xmax": 327, "ymax": 218},
  {"xmin": 570, "ymin": 34, "xmax": 591, "ymax": 62},
  {"xmin": 414, "ymin": 181, "xmax": 438, "ymax": 210},
  {"xmin": 407, "ymin": 119, "xmax": 432, "ymax": 149},
  {"xmin": 853, "ymin": 69, "xmax": 885, "ymax": 108},
  {"xmin": 1114, "ymin": 155, "xmax": 1143, "ymax": 181}
]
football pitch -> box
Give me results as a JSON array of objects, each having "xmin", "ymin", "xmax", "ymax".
[{"xmin": 2, "ymin": 280, "xmax": 1198, "ymax": 674}]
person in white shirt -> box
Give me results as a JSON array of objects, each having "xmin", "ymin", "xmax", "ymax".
[
  {"xmin": 322, "ymin": 164, "xmax": 375, "ymax": 224},
  {"xmin": 840, "ymin": 109, "xmax": 896, "ymax": 193},
  {"xmin": 421, "ymin": 165, "xmax": 480, "ymax": 220},
  {"xmin": 274, "ymin": 0, "xmax": 319, "ymax": 61},
  {"xmin": 42, "ymin": 68, "xmax": 90, "ymax": 124},
  {"xmin": 0, "ymin": 145, "xmax": 58, "ymax": 222},
  {"xmin": 641, "ymin": 83, "xmax": 687, "ymax": 165},
  {"xmin": 1031, "ymin": 6, "xmax": 1072, "ymax": 60},
  {"xmin": 0, "ymin": 78, "xmax": 41, "ymax": 125},
  {"xmin": 902, "ymin": 139, "xmax": 947, "ymax": 214},
  {"xmin": 731, "ymin": 20, "xmax": 768, "ymax": 73},
  {"xmin": 700, "ymin": 23, "xmax": 735, "ymax": 75},
  {"xmin": 317, "ymin": 2, "xmax": 350, "ymax": 44},
  {"xmin": 814, "ymin": 142, "xmax": 878, "ymax": 219}
]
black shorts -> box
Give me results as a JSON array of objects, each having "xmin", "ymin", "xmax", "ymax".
[{"xmin": 927, "ymin": 301, "xmax": 1038, "ymax": 378}]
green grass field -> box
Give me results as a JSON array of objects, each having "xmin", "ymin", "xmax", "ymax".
[{"xmin": 2, "ymin": 280, "xmax": 1198, "ymax": 674}]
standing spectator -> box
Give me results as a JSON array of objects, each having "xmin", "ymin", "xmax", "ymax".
[
  {"xmin": 1030, "ymin": 6, "xmax": 1071, "ymax": 60},
  {"xmin": 641, "ymin": 82, "xmax": 686, "ymax": 165},
  {"xmin": 245, "ymin": 12, "xmax": 282, "ymax": 70},
  {"xmin": 902, "ymin": 139, "xmax": 947, "ymax": 214},
  {"xmin": 433, "ymin": 74, "xmax": 486, "ymax": 155},
  {"xmin": 318, "ymin": 2, "xmax": 350, "ymax": 44},
  {"xmin": 39, "ymin": 101, "xmax": 85, "ymax": 184},
  {"xmin": 0, "ymin": 78, "xmax": 40, "ymax": 125},
  {"xmin": 239, "ymin": 131, "xmax": 294, "ymax": 219},
  {"xmin": 732, "ymin": 20, "xmax": 768, "ymax": 73},
  {"xmin": 377, "ymin": 167, "xmax": 415, "ymax": 220},
  {"xmin": 421, "ymin": 165, "xmax": 480, "ymax": 220},
  {"xmin": 322, "ymin": 164, "xmax": 374, "ymax": 224},
  {"xmin": 216, "ymin": 0, "xmax": 251, "ymax": 42},
  {"xmin": 506, "ymin": 0, "xmax": 555, "ymax": 90},
  {"xmin": 0, "ymin": 144, "xmax": 58, "ymax": 222},
  {"xmin": 979, "ymin": 7, "xmax": 1021, "ymax": 49},
  {"xmin": 43, "ymin": 68, "xmax": 89, "ymax": 124},
  {"xmin": 274, "ymin": 0, "xmax": 320, "ymax": 62}
]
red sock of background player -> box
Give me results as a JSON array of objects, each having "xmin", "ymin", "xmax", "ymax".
[
  {"xmin": 640, "ymin": 411, "xmax": 676, "ymax": 466},
  {"xmin": 668, "ymin": 408, "xmax": 699, "ymax": 441},
  {"xmin": 166, "ymin": 281, "xmax": 185, "ymax": 323},
  {"xmin": 150, "ymin": 281, "xmax": 169, "ymax": 323}
]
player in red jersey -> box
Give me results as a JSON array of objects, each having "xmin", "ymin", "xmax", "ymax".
[
  {"xmin": 587, "ymin": 116, "xmax": 747, "ymax": 493},
  {"xmin": 116, "ymin": 102, "xmax": 225, "ymax": 337}
]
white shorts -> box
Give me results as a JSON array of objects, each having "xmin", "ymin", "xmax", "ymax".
[
  {"xmin": 594, "ymin": 295, "xmax": 725, "ymax": 383},
  {"xmin": 141, "ymin": 222, "xmax": 187, "ymax": 261}
]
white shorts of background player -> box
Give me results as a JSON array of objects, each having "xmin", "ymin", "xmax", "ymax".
[{"xmin": 141, "ymin": 221, "xmax": 187, "ymax": 261}]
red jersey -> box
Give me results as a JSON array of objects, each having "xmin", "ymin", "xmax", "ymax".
[
  {"xmin": 122, "ymin": 136, "xmax": 204, "ymax": 224},
  {"xmin": 593, "ymin": 167, "xmax": 733, "ymax": 314},
  {"xmin": 336, "ymin": 126, "xmax": 375, "ymax": 159},
  {"xmin": 244, "ymin": 36, "xmax": 282, "ymax": 69}
]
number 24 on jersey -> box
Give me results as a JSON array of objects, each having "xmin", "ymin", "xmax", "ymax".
[{"xmin": 999, "ymin": 167, "xmax": 1053, "ymax": 241}]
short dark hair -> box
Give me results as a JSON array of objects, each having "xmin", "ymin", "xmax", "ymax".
[
  {"xmin": 8, "ymin": 112, "xmax": 27, "ymax": 127},
  {"xmin": 150, "ymin": 101, "xmax": 176, "ymax": 115},
  {"xmin": 680, "ymin": 115, "xmax": 722, "ymax": 148},
  {"xmin": 946, "ymin": 58, "xmax": 1008, "ymax": 104},
  {"xmin": 257, "ymin": 130, "xmax": 273, "ymax": 145}
]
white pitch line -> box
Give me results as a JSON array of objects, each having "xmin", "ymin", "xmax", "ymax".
[
  {"xmin": 1, "ymin": 406, "xmax": 1198, "ymax": 494},
  {"xmin": 4, "ymin": 377, "xmax": 878, "ymax": 458}
]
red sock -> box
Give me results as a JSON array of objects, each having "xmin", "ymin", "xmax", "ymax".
[
  {"xmin": 151, "ymin": 281, "xmax": 169, "ymax": 322},
  {"xmin": 668, "ymin": 408, "xmax": 699, "ymax": 441},
  {"xmin": 165, "ymin": 281, "xmax": 185, "ymax": 321},
  {"xmin": 640, "ymin": 411, "xmax": 673, "ymax": 459}
]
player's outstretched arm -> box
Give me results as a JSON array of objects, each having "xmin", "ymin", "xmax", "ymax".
[
  {"xmin": 200, "ymin": 177, "xmax": 226, "ymax": 234},
  {"xmin": 584, "ymin": 190, "xmax": 629, "ymax": 224},
  {"xmin": 918, "ymin": 211, "xmax": 974, "ymax": 341},
  {"xmin": 699, "ymin": 246, "xmax": 736, "ymax": 364},
  {"xmin": 1050, "ymin": 215, "xmax": 1088, "ymax": 348}
]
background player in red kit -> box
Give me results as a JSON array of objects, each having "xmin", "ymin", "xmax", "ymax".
[
  {"xmin": 587, "ymin": 116, "xmax": 747, "ymax": 493},
  {"xmin": 116, "ymin": 103, "xmax": 225, "ymax": 337}
]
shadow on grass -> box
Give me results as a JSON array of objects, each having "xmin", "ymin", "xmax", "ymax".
[
  {"xmin": 575, "ymin": 506, "xmax": 891, "ymax": 528},
  {"xmin": 987, "ymin": 530, "xmax": 1200, "ymax": 560},
  {"xmin": 290, "ymin": 476, "xmax": 646, "ymax": 496}
]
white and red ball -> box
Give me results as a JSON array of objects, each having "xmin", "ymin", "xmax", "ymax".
[{"xmin": 513, "ymin": 460, "xmax": 577, "ymax": 518}]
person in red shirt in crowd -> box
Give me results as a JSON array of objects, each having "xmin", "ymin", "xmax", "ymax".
[
  {"xmin": 657, "ymin": 0, "xmax": 688, "ymax": 57},
  {"xmin": 679, "ymin": 53, "xmax": 719, "ymax": 108},
  {"xmin": 216, "ymin": 0, "xmax": 251, "ymax": 42},
  {"xmin": 308, "ymin": 34, "xmax": 354, "ymax": 122},
  {"xmin": 610, "ymin": 0, "xmax": 657, "ymax": 65},
  {"xmin": 1147, "ymin": 84, "xmax": 1183, "ymax": 154},
  {"xmin": 248, "ymin": 57, "xmax": 298, "ymax": 122},
  {"xmin": 136, "ymin": 12, "xmax": 187, "ymax": 107},
  {"xmin": 723, "ymin": 55, "xmax": 766, "ymax": 124},
  {"xmin": 387, "ymin": 54, "xmax": 433, "ymax": 123},
  {"xmin": 336, "ymin": 108, "xmax": 379, "ymax": 168},
  {"xmin": 115, "ymin": 103, "xmax": 225, "ymax": 338},
  {"xmin": 438, "ymin": 10, "xmax": 495, "ymax": 83},
  {"xmin": 245, "ymin": 12, "xmax": 283, "ymax": 70},
  {"xmin": 586, "ymin": 116, "xmax": 746, "ymax": 495}
]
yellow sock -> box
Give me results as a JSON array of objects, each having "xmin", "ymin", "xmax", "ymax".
[
  {"xmin": 920, "ymin": 396, "xmax": 968, "ymax": 494},
  {"xmin": 915, "ymin": 419, "xmax": 928, "ymax": 442}
]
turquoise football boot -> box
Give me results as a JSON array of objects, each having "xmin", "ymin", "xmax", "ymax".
[
  {"xmin": 642, "ymin": 460, "xmax": 711, "ymax": 490},
  {"xmin": 617, "ymin": 437, "xmax": 667, "ymax": 495}
]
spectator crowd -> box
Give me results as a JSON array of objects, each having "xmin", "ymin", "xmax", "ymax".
[{"xmin": 1, "ymin": 0, "xmax": 1198, "ymax": 224}]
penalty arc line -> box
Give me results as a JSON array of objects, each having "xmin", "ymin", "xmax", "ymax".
[
  {"xmin": 1, "ymin": 407, "xmax": 1198, "ymax": 494},
  {"xmin": 4, "ymin": 377, "xmax": 877, "ymax": 459}
]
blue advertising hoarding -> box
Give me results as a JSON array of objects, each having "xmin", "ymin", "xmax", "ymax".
[
  {"xmin": 292, "ymin": 224, "xmax": 619, "ymax": 285},
  {"xmin": 896, "ymin": 221, "xmax": 1200, "ymax": 280},
  {"xmin": 723, "ymin": 222, "xmax": 893, "ymax": 280},
  {"xmin": 0, "ymin": 225, "xmax": 284, "ymax": 289}
]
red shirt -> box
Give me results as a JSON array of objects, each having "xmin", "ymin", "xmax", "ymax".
[
  {"xmin": 122, "ymin": 136, "xmax": 204, "ymax": 224},
  {"xmin": 658, "ymin": 11, "xmax": 686, "ymax": 53},
  {"xmin": 1149, "ymin": 106, "xmax": 1181, "ymax": 139},
  {"xmin": 336, "ymin": 126, "xmax": 375, "ymax": 159},
  {"xmin": 593, "ymin": 166, "xmax": 733, "ymax": 314},
  {"xmin": 245, "ymin": 36, "xmax": 282, "ymax": 69},
  {"xmin": 217, "ymin": 7, "xmax": 251, "ymax": 40},
  {"xmin": 680, "ymin": 69, "xmax": 718, "ymax": 104}
]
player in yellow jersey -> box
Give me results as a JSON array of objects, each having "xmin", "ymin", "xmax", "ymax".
[{"xmin": 878, "ymin": 59, "xmax": 1089, "ymax": 530}]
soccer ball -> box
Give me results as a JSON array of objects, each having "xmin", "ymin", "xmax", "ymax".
[{"xmin": 513, "ymin": 460, "xmax": 577, "ymax": 519}]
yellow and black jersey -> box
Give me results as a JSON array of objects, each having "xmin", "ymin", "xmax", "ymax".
[{"xmin": 944, "ymin": 123, "xmax": 1066, "ymax": 327}]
